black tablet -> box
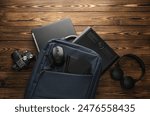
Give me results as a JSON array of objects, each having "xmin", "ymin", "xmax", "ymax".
[{"xmin": 73, "ymin": 27, "xmax": 119, "ymax": 73}]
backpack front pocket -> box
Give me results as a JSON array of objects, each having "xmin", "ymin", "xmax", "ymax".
[{"xmin": 32, "ymin": 71, "xmax": 92, "ymax": 99}]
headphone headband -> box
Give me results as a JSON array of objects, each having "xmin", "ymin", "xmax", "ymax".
[{"xmin": 116, "ymin": 54, "xmax": 145, "ymax": 82}]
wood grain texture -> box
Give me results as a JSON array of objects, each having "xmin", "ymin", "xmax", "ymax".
[
  {"xmin": 0, "ymin": 0, "xmax": 150, "ymax": 12},
  {"xmin": 0, "ymin": 0, "xmax": 150, "ymax": 99},
  {"xmin": 0, "ymin": 26, "xmax": 150, "ymax": 40},
  {"xmin": 1, "ymin": 12, "xmax": 150, "ymax": 26}
]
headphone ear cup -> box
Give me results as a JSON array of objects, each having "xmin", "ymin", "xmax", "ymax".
[
  {"xmin": 120, "ymin": 76, "xmax": 135, "ymax": 89},
  {"xmin": 110, "ymin": 66, "xmax": 124, "ymax": 81}
]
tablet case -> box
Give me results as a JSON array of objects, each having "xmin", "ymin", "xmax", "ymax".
[
  {"xmin": 73, "ymin": 27, "xmax": 119, "ymax": 73},
  {"xmin": 25, "ymin": 39, "xmax": 102, "ymax": 99},
  {"xmin": 32, "ymin": 18, "xmax": 76, "ymax": 52}
]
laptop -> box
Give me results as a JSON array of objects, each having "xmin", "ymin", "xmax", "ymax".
[{"xmin": 32, "ymin": 18, "xmax": 76, "ymax": 52}]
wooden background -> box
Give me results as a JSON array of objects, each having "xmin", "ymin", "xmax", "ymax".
[{"xmin": 0, "ymin": 0, "xmax": 150, "ymax": 98}]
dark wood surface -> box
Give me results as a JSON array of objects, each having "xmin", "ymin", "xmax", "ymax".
[{"xmin": 0, "ymin": 0, "xmax": 150, "ymax": 98}]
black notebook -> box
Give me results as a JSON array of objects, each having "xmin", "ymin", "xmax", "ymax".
[
  {"xmin": 32, "ymin": 18, "xmax": 76, "ymax": 52},
  {"xmin": 73, "ymin": 27, "xmax": 119, "ymax": 73}
]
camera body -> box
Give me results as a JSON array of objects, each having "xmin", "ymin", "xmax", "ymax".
[{"xmin": 11, "ymin": 50, "xmax": 34, "ymax": 71}]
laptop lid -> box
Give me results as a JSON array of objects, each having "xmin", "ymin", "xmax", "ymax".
[{"xmin": 32, "ymin": 18, "xmax": 76, "ymax": 52}]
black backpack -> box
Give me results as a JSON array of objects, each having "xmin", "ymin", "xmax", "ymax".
[{"xmin": 25, "ymin": 39, "xmax": 102, "ymax": 99}]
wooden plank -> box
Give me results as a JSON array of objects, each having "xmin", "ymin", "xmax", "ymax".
[
  {"xmin": 0, "ymin": 40, "xmax": 149, "ymax": 72},
  {"xmin": 0, "ymin": 0, "xmax": 150, "ymax": 12},
  {"xmin": 1, "ymin": 12, "xmax": 150, "ymax": 26},
  {"xmin": 0, "ymin": 40, "xmax": 149, "ymax": 54},
  {"xmin": 0, "ymin": 72, "xmax": 30, "ymax": 88},
  {"xmin": 0, "ymin": 40, "xmax": 149, "ymax": 56},
  {"xmin": 1, "ymin": 0, "xmax": 150, "ymax": 4},
  {"xmin": 0, "ymin": 26, "xmax": 150, "ymax": 41},
  {"xmin": 0, "ymin": 88, "xmax": 25, "ymax": 98},
  {"xmin": 0, "ymin": 40, "xmax": 150, "ymax": 54}
]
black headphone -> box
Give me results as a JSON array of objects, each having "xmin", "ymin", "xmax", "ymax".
[{"xmin": 110, "ymin": 54, "xmax": 145, "ymax": 89}]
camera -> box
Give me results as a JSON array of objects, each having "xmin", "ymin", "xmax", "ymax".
[{"xmin": 11, "ymin": 50, "xmax": 35, "ymax": 71}]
